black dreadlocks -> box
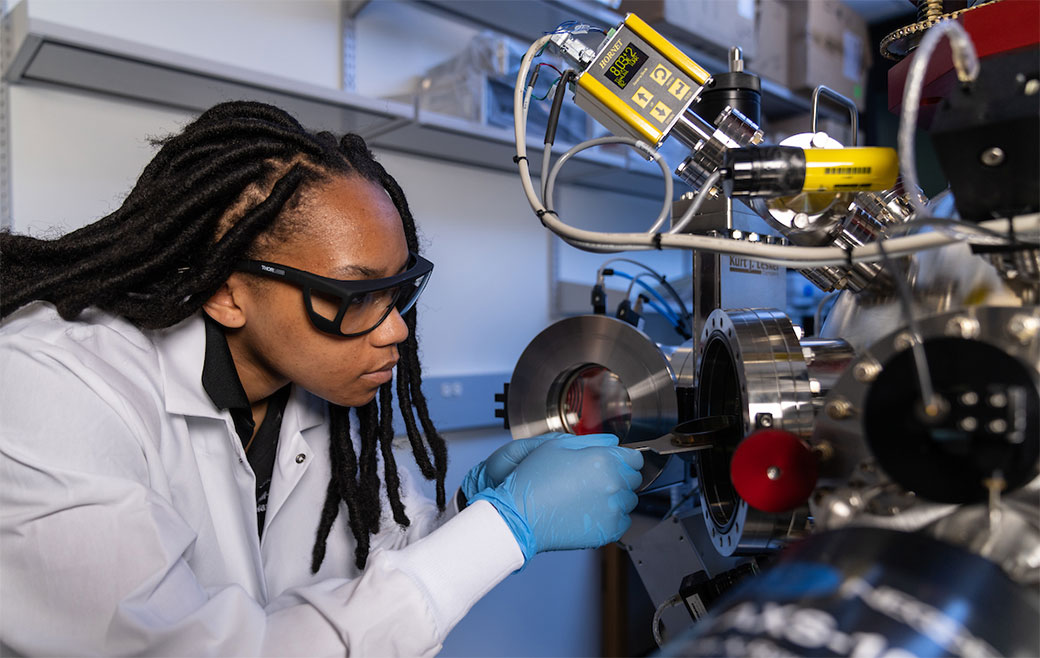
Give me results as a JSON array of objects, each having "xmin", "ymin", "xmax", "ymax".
[{"xmin": 0, "ymin": 100, "xmax": 448, "ymax": 571}]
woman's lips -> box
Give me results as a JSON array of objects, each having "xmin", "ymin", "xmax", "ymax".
[{"xmin": 361, "ymin": 363, "xmax": 397, "ymax": 385}]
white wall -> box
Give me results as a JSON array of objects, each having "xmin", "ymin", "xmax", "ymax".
[{"xmin": 9, "ymin": 86, "xmax": 192, "ymax": 236}]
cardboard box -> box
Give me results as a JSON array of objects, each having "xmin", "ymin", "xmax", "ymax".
[
  {"xmin": 755, "ymin": 0, "xmax": 789, "ymax": 87},
  {"xmin": 620, "ymin": 0, "xmax": 758, "ymax": 61},
  {"xmin": 786, "ymin": 0, "xmax": 871, "ymax": 110}
]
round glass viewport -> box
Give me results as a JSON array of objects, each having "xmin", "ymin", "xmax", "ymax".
[{"xmin": 559, "ymin": 365, "xmax": 633, "ymax": 439}]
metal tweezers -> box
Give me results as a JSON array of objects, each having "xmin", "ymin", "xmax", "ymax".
[{"xmin": 624, "ymin": 415, "xmax": 737, "ymax": 455}]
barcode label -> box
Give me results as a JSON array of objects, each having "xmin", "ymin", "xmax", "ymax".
[{"xmin": 824, "ymin": 167, "xmax": 872, "ymax": 175}]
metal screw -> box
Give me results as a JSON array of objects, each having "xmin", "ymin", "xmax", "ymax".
[
  {"xmin": 755, "ymin": 412, "xmax": 774, "ymax": 429},
  {"xmin": 960, "ymin": 391, "xmax": 979, "ymax": 406},
  {"xmin": 793, "ymin": 213, "xmax": 810, "ymax": 229},
  {"xmin": 1008, "ymin": 313, "xmax": 1040, "ymax": 345},
  {"xmin": 989, "ymin": 392, "xmax": 1008, "ymax": 408},
  {"xmin": 945, "ymin": 315, "xmax": 980, "ymax": 339},
  {"xmin": 729, "ymin": 46, "xmax": 744, "ymax": 73},
  {"xmin": 766, "ymin": 466, "xmax": 782, "ymax": 480},
  {"xmin": 959, "ymin": 417, "xmax": 978, "ymax": 432},
  {"xmin": 988, "ymin": 418, "xmax": 1008, "ymax": 433},
  {"xmin": 826, "ymin": 397, "xmax": 856, "ymax": 420},
  {"xmin": 1025, "ymin": 79, "xmax": 1040, "ymax": 96},
  {"xmin": 853, "ymin": 359, "xmax": 882, "ymax": 383},
  {"xmin": 980, "ymin": 147, "xmax": 1005, "ymax": 167},
  {"xmin": 295, "ymin": 453, "xmax": 307, "ymax": 464},
  {"xmin": 894, "ymin": 331, "xmax": 918, "ymax": 351}
]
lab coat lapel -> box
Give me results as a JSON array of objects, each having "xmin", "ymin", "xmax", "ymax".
[
  {"xmin": 262, "ymin": 385, "xmax": 326, "ymax": 536},
  {"xmin": 153, "ymin": 313, "xmax": 269, "ymax": 601}
]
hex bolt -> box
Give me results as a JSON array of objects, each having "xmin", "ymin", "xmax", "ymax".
[
  {"xmin": 826, "ymin": 397, "xmax": 856, "ymax": 420},
  {"xmin": 812, "ymin": 441, "xmax": 835, "ymax": 461},
  {"xmin": 945, "ymin": 315, "xmax": 980, "ymax": 339},
  {"xmin": 980, "ymin": 147, "xmax": 1005, "ymax": 167},
  {"xmin": 853, "ymin": 359, "xmax": 882, "ymax": 383},
  {"xmin": 809, "ymin": 378, "xmax": 822, "ymax": 395},
  {"xmin": 1008, "ymin": 313, "xmax": 1040, "ymax": 345},
  {"xmin": 802, "ymin": 346, "xmax": 816, "ymax": 364},
  {"xmin": 893, "ymin": 331, "xmax": 917, "ymax": 351}
]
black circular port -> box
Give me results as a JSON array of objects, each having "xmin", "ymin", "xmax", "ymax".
[
  {"xmin": 696, "ymin": 334, "xmax": 745, "ymax": 529},
  {"xmin": 864, "ymin": 337, "xmax": 1039, "ymax": 504}
]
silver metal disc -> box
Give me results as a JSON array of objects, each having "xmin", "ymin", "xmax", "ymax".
[{"xmin": 507, "ymin": 315, "xmax": 679, "ymax": 490}]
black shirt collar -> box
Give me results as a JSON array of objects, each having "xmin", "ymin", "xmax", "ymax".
[{"xmin": 201, "ymin": 314, "xmax": 255, "ymax": 441}]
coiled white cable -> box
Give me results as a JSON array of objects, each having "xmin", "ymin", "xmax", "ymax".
[{"xmin": 897, "ymin": 20, "xmax": 980, "ymax": 220}]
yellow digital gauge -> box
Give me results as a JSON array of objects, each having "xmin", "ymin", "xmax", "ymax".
[{"xmin": 574, "ymin": 14, "xmax": 711, "ymax": 145}]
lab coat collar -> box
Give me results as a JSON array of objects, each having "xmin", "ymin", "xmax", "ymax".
[{"xmin": 153, "ymin": 312, "xmax": 324, "ymax": 432}]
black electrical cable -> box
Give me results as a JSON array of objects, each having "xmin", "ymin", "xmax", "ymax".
[{"xmin": 544, "ymin": 70, "xmax": 575, "ymax": 146}]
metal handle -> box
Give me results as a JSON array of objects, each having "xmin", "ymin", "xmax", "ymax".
[{"xmin": 810, "ymin": 85, "xmax": 859, "ymax": 145}]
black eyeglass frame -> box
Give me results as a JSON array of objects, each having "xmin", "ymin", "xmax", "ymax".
[{"xmin": 236, "ymin": 252, "xmax": 433, "ymax": 337}]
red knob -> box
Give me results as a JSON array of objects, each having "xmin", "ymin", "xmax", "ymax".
[{"xmin": 730, "ymin": 429, "xmax": 819, "ymax": 514}]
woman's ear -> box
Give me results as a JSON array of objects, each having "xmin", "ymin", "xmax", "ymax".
[{"xmin": 201, "ymin": 274, "xmax": 250, "ymax": 329}]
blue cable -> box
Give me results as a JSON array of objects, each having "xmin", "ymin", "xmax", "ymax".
[
  {"xmin": 609, "ymin": 271, "xmax": 682, "ymax": 326},
  {"xmin": 644, "ymin": 299, "xmax": 684, "ymax": 331}
]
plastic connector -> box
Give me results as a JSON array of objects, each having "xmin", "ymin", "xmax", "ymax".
[
  {"xmin": 591, "ymin": 283, "xmax": 607, "ymax": 315},
  {"xmin": 615, "ymin": 298, "xmax": 641, "ymax": 328},
  {"xmin": 549, "ymin": 32, "xmax": 596, "ymax": 67}
]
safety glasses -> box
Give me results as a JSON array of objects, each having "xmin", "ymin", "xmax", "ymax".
[{"xmin": 236, "ymin": 252, "xmax": 433, "ymax": 337}]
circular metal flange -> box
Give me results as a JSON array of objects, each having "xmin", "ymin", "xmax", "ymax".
[
  {"xmin": 812, "ymin": 306, "xmax": 1040, "ymax": 501},
  {"xmin": 507, "ymin": 315, "xmax": 678, "ymax": 490},
  {"xmin": 695, "ymin": 308, "xmax": 814, "ymax": 556}
]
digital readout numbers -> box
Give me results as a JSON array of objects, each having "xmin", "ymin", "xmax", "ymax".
[{"xmin": 608, "ymin": 43, "xmax": 648, "ymax": 89}]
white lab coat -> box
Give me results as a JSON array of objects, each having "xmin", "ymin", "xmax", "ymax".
[{"xmin": 0, "ymin": 303, "xmax": 523, "ymax": 656}]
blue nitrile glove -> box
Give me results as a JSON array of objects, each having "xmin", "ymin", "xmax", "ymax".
[
  {"xmin": 459, "ymin": 433, "xmax": 570, "ymax": 501},
  {"xmin": 471, "ymin": 434, "xmax": 643, "ymax": 562}
]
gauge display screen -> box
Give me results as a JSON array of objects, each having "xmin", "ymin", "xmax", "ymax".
[{"xmin": 607, "ymin": 42, "xmax": 648, "ymax": 89}]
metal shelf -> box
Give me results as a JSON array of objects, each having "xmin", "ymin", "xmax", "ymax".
[
  {"xmin": 1, "ymin": 0, "xmax": 668, "ymax": 200},
  {"xmin": 411, "ymin": 0, "xmax": 822, "ymax": 119}
]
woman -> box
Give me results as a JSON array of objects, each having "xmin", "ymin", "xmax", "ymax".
[{"xmin": 0, "ymin": 101, "xmax": 643, "ymax": 655}]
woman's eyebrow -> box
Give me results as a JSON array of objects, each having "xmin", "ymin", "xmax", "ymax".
[
  {"xmin": 331, "ymin": 256, "xmax": 409, "ymax": 279},
  {"xmin": 331, "ymin": 263, "xmax": 383, "ymax": 279}
]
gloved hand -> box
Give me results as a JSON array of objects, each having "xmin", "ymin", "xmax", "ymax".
[
  {"xmin": 471, "ymin": 434, "xmax": 643, "ymax": 562},
  {"xmin": 459, "ymin": 432, "xmax": 570, "ymax": 501}
]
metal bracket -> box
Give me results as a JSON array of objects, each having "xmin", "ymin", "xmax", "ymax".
[{"xmin": 811, "ymin": 85, "xmax": 859, "ymax": 145}]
